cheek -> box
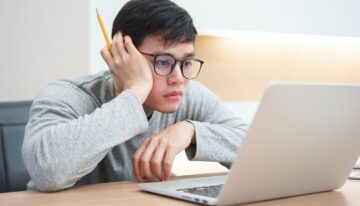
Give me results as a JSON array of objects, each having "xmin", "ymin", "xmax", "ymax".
[{"xmin": 146, "ymin": 75, "xmax": 165, "ymax": 102}]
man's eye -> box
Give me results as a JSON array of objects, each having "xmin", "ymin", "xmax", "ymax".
[
  {"xmin": 183, "ymin": 60, "xmax": 193, "ymax": 68},
  {"xmin": 155, "ymin": 60, "xmax": 171, "ymax": 67}
]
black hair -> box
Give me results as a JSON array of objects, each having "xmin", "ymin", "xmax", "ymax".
[{"xmin": 111, "ymin": 0, "xmax": 197, "ymax": 47}]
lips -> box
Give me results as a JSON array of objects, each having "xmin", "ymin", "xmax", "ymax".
[
  {"xmin": 164, "ymin": 91, "xmax": 183, "ymax": 97},
  {"xmin": 164, "ymin": 91, "xmax": 183, "ymax": 101}
]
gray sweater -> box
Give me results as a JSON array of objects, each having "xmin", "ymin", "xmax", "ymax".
[{"xmin": 22, "ymin": 71, "xmax": 248, "ymax": 192}]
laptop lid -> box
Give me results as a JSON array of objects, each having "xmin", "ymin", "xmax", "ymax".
[
  {"xmin": 139, "ymin": 82, "xmax": 360, "ymax": 205},
  {"xmin": 217, "ymin": 82, "xmax": 360, "ymax": 205}
]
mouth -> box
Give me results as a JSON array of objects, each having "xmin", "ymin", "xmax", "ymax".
[{"xmin": 164, "ymin": 91, "xmax": 183, "ymax": 101}]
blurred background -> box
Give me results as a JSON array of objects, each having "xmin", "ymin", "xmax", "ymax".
[{"xmin": 1, "ymin": 0, "xmax": 360, "ymax": 101}]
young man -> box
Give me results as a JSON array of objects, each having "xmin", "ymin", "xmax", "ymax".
[{"xmin": 22, "ymin": 0, "xmax": 248, "ymax": 192}]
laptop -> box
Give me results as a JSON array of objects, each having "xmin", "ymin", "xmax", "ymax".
[{"xmin": 139, "ymin": 82, "xmax": 360, "ymax": 205}]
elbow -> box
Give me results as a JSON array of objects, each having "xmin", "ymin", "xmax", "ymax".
[
  {"xmin": 22, "ymin": 141, "xmax": 75, "ymax": 192},
  {"xmin": 27, "ymin": 163, "xmax": 75, "ymax": 192},
  {"xmin": 35, "ymin": 179, "xmax": 73, "ymax": 192},
  {"xmin": 33, "ymin": 167, "xmax": 74, "ymax": 192}
]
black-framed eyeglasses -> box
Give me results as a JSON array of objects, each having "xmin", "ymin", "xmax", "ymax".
[{"xmin": 140, "ymin": 52, "xmax": 204, "ymax": 79}]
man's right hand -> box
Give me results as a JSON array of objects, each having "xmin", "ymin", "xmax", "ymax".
[{"xmin": 100, "ymin": 32, "xmax": 153, "ymax": 103}]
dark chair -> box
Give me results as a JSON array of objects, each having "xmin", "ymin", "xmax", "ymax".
[{"xmin": 0, "ymin": 101, "xmax": 32, "ymax": 192}]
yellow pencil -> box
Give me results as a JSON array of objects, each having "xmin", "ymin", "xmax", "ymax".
[{"xmin": 96, "ymin": 8, "xmax": 112, "ymax": 53}]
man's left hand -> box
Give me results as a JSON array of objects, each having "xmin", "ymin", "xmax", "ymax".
[{"xmin": 132, "ymin": 121, "xmax": 195, "ymax": 182}]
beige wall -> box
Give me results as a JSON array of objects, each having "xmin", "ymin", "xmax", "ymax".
[
  {"xmin": 0, "ymin": 0, "xmax": 89, "ymax": 101},
  {"xmin": 195, "ymin": 33, "xmax": 360, "ymax": 101},
  {"xmin": 2, "ymin": 1, "xmax": 360, "ymax": 102},
  {"xmin": 90, "ymin": 0, "xmax": 360, "ymax": 75}
]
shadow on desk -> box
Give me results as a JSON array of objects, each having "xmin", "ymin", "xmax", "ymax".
[{"xmin": 242, "ymin": 191, "xmax": 347, "ymax": 206}]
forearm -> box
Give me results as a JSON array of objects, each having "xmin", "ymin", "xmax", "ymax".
[
  {"xmin": 22, "ymin": 90, "xmax": 148, "ymax": 191},
  {"xmin": 185, "ymin": 120, "xmax": 248, "ymax": 165}
]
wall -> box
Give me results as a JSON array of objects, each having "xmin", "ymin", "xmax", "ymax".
[
  {"xmin": 179, "ymin": 0, "xmax": 360, "ymax": 36},
  {"xmin": 195, "ymin": 33, "xmax": 360, "ymax": 100},
  {"xmin": 1, "ymin": 0, "xmax": 360, "ymax": 101},
  {"xmin": 89, "ymin": 0, "xmax": 126, "ymax": 74},
  {"xmin": 89, "ymin": 0, "xmax": 360, "ymax": 75},
  {"xmin": 0, "ymin": 0, "xmax": 89, "ymax": 101},
  {"xmin": 2, "ymin": 0, "xmax": 360, "ymax": 101}
]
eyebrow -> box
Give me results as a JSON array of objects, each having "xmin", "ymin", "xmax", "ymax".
[{"xmin": 153, "ymin": 52, "xmax": 196, "ymax": 60}]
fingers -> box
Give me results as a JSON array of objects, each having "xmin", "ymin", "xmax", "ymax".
[
  {"xmin": 133, "ymin": 131, "xmax": 182, "ymax": 182},
  {"xmin": 112, "ymin": 32, "xmax": 128, "ymax": 62},
  {"xmin": 132, "ymin": 137, "xmax": 168, "ymax": 182},
  {"xmin": 100, "ymin": 32, "xmax": 128, "ymax": 71},
  {"xmin": 100, "ymin": 46, "xmax": 115, "ymax": 69},
  {"xmin": 132, "ymin": 122, "xmax": 194, "ymax": 182},
  {"xmin": 140, "ymin": 138, "xmax": 176, "ymax": 181},
  {"xmin": 123, "ymin": 36, "xmax": 138, "ymax": 55},
  {"xmin": 151, "ymin": 140, "xmax": 167, "ymax": 180},
  {"xmin": 163, "ymin": 148, "xmax": 177, "ymax": 181},
  {"xmin": 140, "ymin": 138, "xmax": 159, "ymax": 180},
  {"xmin": 132, "ymin": 138, "xmax": 151, "ymax": 182}
]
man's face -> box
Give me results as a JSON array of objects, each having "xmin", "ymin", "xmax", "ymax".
[{"xmin": 137, "ymin": 36, "xmax": 194, "ymax": 116}]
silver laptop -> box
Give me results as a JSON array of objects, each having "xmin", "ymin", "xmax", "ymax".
[{"xmin": 139, "ymin": 82, "xmax": 360, "ymax": 205}]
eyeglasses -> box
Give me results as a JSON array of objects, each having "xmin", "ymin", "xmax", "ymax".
[{"xmin": 140, "ymin": 52, "xmax": 204, "ymax": 79}]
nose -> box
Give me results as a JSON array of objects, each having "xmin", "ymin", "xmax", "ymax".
[{"xmin": 167, "ymin": 61, "xmax": 185, "ymax": 85}]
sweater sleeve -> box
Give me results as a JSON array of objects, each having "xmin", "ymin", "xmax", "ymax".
[
  {"xmin": 183, "ymin": 82, "xmax": 249, "ymax": 168},
  {"xmin": 22, "ymin": 81, "xmax": 148, "ymax": 191}
]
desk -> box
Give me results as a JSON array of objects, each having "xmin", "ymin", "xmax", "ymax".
[{"xmin": 0, "ymin": 173, "xmax": 359, "ymax": 206}]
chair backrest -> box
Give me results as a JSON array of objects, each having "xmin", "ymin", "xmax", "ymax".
[{"xmin": 0, "ymin": 101, "xmax": 32, "ymax": 192}]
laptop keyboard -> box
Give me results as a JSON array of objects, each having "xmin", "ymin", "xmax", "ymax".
[{"xmin": 176, "ymin": 184, "xmax": 223, "ymax": 198}]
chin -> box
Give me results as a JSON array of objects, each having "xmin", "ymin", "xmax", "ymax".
[{"xmin": 156, "ymin": 104, "xmax": 180, "ymax": 114}]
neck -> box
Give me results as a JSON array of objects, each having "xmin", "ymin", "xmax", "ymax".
[{"xmin": 143, "ymin": 104, "xmax": 154, "ymax": 118}]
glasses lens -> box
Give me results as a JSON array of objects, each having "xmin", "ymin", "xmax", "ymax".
[
  {"xmin": 154, "ymin": 55, "xmax": 175, "ymax": 76},
  {"xmin": 182, "ymin": 59, "xmax": 202, "ymax": 79}
]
